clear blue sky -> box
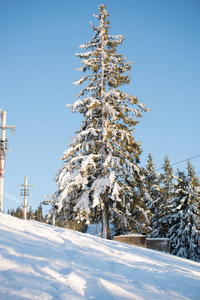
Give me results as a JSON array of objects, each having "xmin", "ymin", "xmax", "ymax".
[{"xmin": 0, "ymin": 0, "xmax": 200, "ymax": 215}]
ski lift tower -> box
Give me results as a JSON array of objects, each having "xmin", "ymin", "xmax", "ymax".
[
  {"xmin": 18, "ymin": 176, "xmax": 33, "ymax": 220},
  {"xmin": 42, "ymin": 194, "xmax": 55, "ymax": 226},
  {"xmin": 0, "ymin": 109, "xmax": 16, "ymax": 212}
]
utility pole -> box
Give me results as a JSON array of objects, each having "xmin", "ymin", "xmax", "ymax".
[
  {"xmin": 18, "ymin": 176, "xmax": 33, "ymax": 220},
  {"xmin": 42, "ymin": 194, "xmax": 55, "ymax": 225},
  {"xmin": 0, "ymin": 109, "xmax": 16, "ymax": 212}
]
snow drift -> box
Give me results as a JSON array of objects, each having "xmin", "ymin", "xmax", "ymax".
[{"xmin": 0, "ymin": 213, "xmax": 200, "ymax": 299}]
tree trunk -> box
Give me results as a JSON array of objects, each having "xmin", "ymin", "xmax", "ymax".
[{"xmin": 101, "ymin": 201, "xmax": 111, "ymax": 239}]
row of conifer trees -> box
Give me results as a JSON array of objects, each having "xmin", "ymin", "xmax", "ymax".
[
  {"xmin": 7, "ymin": 202, "xmax": 45, "ymax": 223},
  {"xmin": 144, "ymin": 154, "xmax": 200, "ymax": 262},
  {"xmin": 48, "ymin": 153, "xmax": 200, "ymax": 260},
  {"xmin": 50, "ymin": 153, "xmax": 200, "ymax": 261}
]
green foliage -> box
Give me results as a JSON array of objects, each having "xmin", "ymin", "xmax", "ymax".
[
  {"xmin": 144, "ymin": 155, "xmax": 200, "ymax": 262},
  {"xmin": 150, "ymin": 156, "xmax": 174, "ymax": 238},
  {"xmin": 15, "ymin": 206, "xmax": 23, "ymax": 219},
  {"xmin": 27, "ymin": 206, "xmax": 35, "ymax": 220},
  {"xmin": 35, "ymin": 202, "xmax": 44, "ymax": 222},
  {"xmin": 167, "ymin": 163, "xmax": 200, "ymax": 261},
  {"xmin": 144, "ymin": 154, "xmax": 162, "ymax": 233},
  {"xmin": 53, "ymin": 4, "xmax": 150, "ymax": 238}
]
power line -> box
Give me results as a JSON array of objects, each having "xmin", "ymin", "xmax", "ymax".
[
  {"xmin": 170, "ymin": 155, "xmax": 200, "ymax": 167},
  {"xmin": 155, "ymin": 154, "xmax": 200, "ymax": 172}
]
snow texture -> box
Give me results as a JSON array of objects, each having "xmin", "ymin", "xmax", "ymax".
[{"xmin": 0, "ymin": 213, "xmax": 200, "ymax": 299}]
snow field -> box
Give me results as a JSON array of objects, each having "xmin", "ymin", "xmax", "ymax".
[{"xmin": 0, "ymin": 213, "xmax": 200, "ymax": 299}]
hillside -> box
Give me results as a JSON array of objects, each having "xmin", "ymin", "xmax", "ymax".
[{"xmin": 0, "ymin": 213, "xmax": 200, "ymax": 300}]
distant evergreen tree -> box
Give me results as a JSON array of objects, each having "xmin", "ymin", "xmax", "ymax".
[
  {"xmin": 162, "ymin": 156, "xmax": 174, "ymax": 204},
  {"xmin": 10, "ymin": 208, "xmax": 15, "ymax": 216},
  {"xmin": 35, "ymin": 202, "xmax": 44, "ymax": 223},
  {"xmin": 151, "ymin": 156, "xmax": 174, "ymax": 237},
  {"xmin": 144, "ymin": 153, "xmax": 162, "ymax": 233},
  {"xmin": 52, "ymin": 4, "xmax": 150, "ymax": 238},
  {"xmin": 27, "ymin": 206, "xmax": 35, "ymax": 220},
  {"xmin": 167, "ymin": 170, "xmax": 188, "ymax": 249},
  {"xmin": 7, "ymin": 209, "xmax": 15, "ymax": 216},
  {"xmin": 15, "ymin": 206, "xmax": 23, "ymax": 219},
  {"xmin": 168, "ymin": 163, "xmax": 200, "ymax": 262}
]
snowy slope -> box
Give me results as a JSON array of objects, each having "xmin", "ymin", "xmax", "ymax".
[{"xmin": 0, "ymin": 213, "xmax": 200, "ymax": 300}]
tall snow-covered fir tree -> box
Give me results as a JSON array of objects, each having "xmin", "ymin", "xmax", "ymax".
[
  {"xmin": 52, "ymin": 4, "xmax": 150, "ymax": 239},
  {"xmin": 167, "ymin": 163, "xmax": 200, "ymax": 262}
]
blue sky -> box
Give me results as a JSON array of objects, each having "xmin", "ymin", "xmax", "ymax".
[{"xmin": 0, "ymin": 0, "xmax": 200, "ymax": 215}]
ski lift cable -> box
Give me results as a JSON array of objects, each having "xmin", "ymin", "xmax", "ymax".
[{"xmin": 155, "ymin": 154, "xmax": 200, "ymax": 172}]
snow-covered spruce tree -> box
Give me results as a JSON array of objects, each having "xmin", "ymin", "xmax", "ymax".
[
  {"xmin": 144, "ymin": 153, "xmax": 162, "ymax": 233},
  {"xmin": 167, "ymin": 163, "xmax": 200, "ymax": 262},
  {"xmin": 151, "ymin": 155, "xmax": 174, "ymax": 238},
  {"xmin": 53, "ymin": 5, "xmax": 150, "ymax": 239},
  {"xmin": 184, "ymin": 161, "xmax": 200, "ymax": 261},
  {"xmin": 167, "ymin": 170, "xmax": 188, "ymax": 253}
]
